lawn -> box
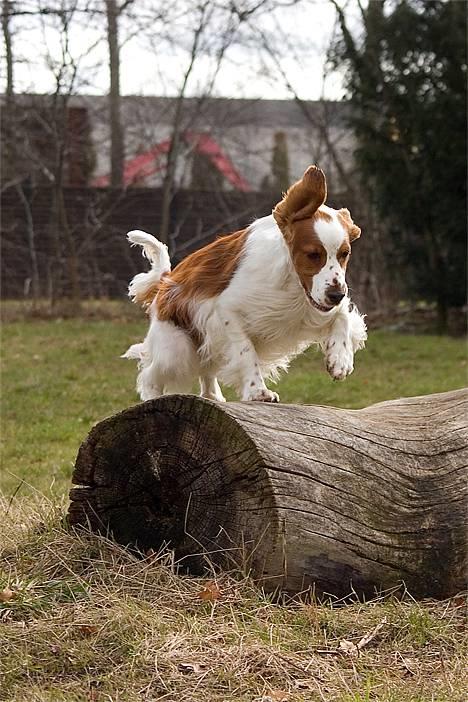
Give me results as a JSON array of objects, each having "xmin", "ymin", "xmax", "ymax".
[
  {"xmin": 1, "ymin": 317, "xmax": 467, "ymax": 701},
  {"xmin": 1, "ymin": 317, "xmax": 466, "ymax": 496}
]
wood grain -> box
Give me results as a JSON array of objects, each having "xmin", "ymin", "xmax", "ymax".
[{"xmin": 69, "ymin": 388, "xmax": 468, "ymax": 598}]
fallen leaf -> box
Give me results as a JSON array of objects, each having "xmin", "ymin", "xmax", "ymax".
[
  {"xmin": 0, "ymin": 588, "xmax": 17, "ymax": 602},
  {"xmin": 88, "ymin": 680, "xmax": 100, "ymax": 701},
  {"xmin": 78, "ymin": 624, "xmax": 98, "ymax": 636},
  {"xmin": 198, "ymin": 580, "xmax": 221, "ymax": 602},
  {"xmin": 339, "ymin": 639, "xmax": 359, "ymax": 657},
  {"xmin": 450, "ymin": 595, "xmax": 466, "ymax": 608}
]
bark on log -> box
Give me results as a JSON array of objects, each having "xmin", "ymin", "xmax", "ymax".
[{"xmin": 69, "ymin": 389, "xmax": 467, "ymax": 598}]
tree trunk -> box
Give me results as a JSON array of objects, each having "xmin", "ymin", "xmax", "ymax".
[
  {"xmin": 159, "ymin": 5, "xmax": 208, "ymax": 245},
  {"xmin": 69, "ymin": 389, "xmax": 467, "ymax": 599},
  {"xmin": 2, "ymin": 0, "xmax": 13, "ymax": 98},
  {"xmin": 106, "ymin": 0, "xmax": 124, "ymax": 187},
  {"xmin": 2, "ymin": 0, "xmax": 15, "ymax": 185}
]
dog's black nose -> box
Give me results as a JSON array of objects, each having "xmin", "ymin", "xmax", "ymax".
[{"xmin": 326, "ymin": 289, "xmax": 346, "ymax": 305}]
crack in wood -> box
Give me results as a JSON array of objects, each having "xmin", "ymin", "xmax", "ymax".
[{"xmin": 69, "ymin": 388, "xmax": 468, "ymax": 598}]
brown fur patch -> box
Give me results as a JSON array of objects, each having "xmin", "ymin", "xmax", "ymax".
[
  {"xmin": 314, "ymin": 209, "xmax": 333, "ymax": 224},
  {"xmin": 337, "ymin": 247, "xmax": 351, "ymax": 274},
  {"xmin": 283, "ymin": 210, "xmax": 352, "ymax": 293},
  {"xmin": 134, "ymin": 277, "xmax": 167, "ymax": 310},
  {"xmin": 273, "ymin": 165, "xmax": 327, "ymax": 227},
  {"xmin": 338, "ymin": 208, "xmax": 361, "ymax": 241},
  {"xmin": 284, "ymin": 216, "xmax": 327, "ymax": 292},
  {"xmin": 271, "ymin": 167, "xmax": 359, "ymax": 298},
  {"xmin": 155, "ymin": 229, "xmax": 248, "ymax": 331}
]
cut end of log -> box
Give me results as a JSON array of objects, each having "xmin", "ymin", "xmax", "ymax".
[{"xmin": 69, "ymin": 395, "xmax": 279, "ymax": 577}]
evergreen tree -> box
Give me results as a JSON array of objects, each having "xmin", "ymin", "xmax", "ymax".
[
  {"xmin": 332, "ymin": 0, "xmax": 467, "ymax": 329},
  {"xmin": 190, "ymin": 145, "xmax": 224, "ymax": 190}
]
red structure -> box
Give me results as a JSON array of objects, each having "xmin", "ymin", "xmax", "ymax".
[{"xmin": 92, "ymin": 132, "xmax": 251, "ymax": 191}]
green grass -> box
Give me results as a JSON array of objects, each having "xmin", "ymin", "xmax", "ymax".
[
  {"xmin": 0, "ymin": 318, "xmax": 467, "ymax": 701},
  {"xmin": 1, "ymin": 318, "xmax": 466, "ymax": 496}
]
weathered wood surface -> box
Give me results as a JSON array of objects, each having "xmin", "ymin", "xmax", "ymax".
[{"xmin": 69, "ymin": 388, "xmax": 468, "ymax": 598}]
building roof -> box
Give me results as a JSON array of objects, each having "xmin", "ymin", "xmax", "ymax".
[{"xmin": 1, "ymin": 93, "xmax": 351, "ymax": 129}]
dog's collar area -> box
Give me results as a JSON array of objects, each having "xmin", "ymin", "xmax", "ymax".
[{"xmin": 308, "ymin": 295, "xmax": 334, "ymax": 313}]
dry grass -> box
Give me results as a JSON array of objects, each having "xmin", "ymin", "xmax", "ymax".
[
  {"xmin": 1, "ymin": 496, "xmax": 466, "ymax": 702},
  {"xmin": 0, "ymin": 299, "xmax": 142, "ymax": 323}
]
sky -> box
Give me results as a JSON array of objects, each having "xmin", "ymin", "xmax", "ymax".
[{"xmin": 4, "ymin": 1, "xmax": 360, "ymax": 101}]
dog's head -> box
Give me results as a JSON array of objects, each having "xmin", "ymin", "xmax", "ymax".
[{"xmin": 273, "ymin": 166, "xmax": 361, "ymax": 313}]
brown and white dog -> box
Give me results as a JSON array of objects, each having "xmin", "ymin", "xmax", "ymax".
[{"xmin": 124, "ymin": 166, "xmax": 366, "ymax": 402}]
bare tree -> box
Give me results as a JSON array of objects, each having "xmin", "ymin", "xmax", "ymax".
[
  {"xmin": 2, "ymin": 0, "xmax": 13, "ymax": 97},
  {"xmin": 238, "ymin": 4, "xmax": 387, "ymax": 312},
  {"xmin": 149, "ymin": 0, "xmax": 292, "ymax": 243},
  {"xmin": 159, "ymin": 1, "xmax": 211, "ymax": 244},
  {"xmin": 2, "ymin": 1, "xmax": 105, "ymax": 310},
  {"xmin": 2, "ymin": 0, "xmax": 15, "ymax": 181},
  {"xmin": 105, "ymin": 0, "xmax": 125, "ymax": 186},
  {"xmin": 3, "ymin": 0, "xmax": 381, "ymax": 311},
  {"xmin": 1, "ymin": 2, "xmax": 42, "ymax": 304}
]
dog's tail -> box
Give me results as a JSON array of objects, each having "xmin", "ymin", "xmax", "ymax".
[{"xmin": 127, "ymin": 230, "xmax": 171, "ymax": 309}]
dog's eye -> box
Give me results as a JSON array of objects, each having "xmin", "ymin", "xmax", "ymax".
[
  {"xmin": 307, "ymin": 252, "xmax": 321, "ymax": 261},
  {"xmin": 339, "ymin": 250, "xmax": 351, "ymax": 260}
]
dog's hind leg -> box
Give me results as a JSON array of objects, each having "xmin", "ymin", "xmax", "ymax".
[
  {"xmin": 135, "ymin": 318, "xmax": 199, "ymax": 400},
  {"xmin": 136, "ymin": 363, "xmax": 165, "ymax": 400},
  {"xmin": 123, "ymin": 341, "xmax": 162, "ymax": 399}
]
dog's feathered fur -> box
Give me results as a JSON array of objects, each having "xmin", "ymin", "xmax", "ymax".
[{"xmin": 124, "ymin": 166, "xmax": 367, "ymax": 402}]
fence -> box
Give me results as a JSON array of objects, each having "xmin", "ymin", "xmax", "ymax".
[
  {"xmin": 1, "ymin": 186, "xmax": 277, "ymax": 300},
  {"xmin": 1, "ymin": 184, "xmax": 382, "ymax": 315}
]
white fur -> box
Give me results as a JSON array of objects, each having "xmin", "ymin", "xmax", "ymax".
[
  {"xmin": 130, "ymin": 318, "xmax": 199, "ymax": 399},
  {"xmin": 124, "ymin": 214, "xmax": 367, "ymax": 402},
  {"xmin": 126, "ymin": 230, "xmax": 171, "ymax": 304},
  {"xmin": 311, "ymin": 206, "xmax": 348, "ymax": 307}
]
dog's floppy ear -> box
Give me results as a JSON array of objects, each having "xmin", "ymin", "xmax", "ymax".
[
  {"xmin": 273, "ymin": 165, "xmax": 327, "ymax": 226},
  {"xmin": 338, "ymin": 208, "xmax": 361, "ymax": 242}
]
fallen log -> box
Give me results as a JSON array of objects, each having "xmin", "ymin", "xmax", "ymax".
[{"xmin": 69, "ymin": 388, "xmax": 467, "ymax": 598}]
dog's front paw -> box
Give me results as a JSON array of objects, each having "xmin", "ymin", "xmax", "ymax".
[
  {"xmin": 326, "ymin": 340, "xmax": 354, "ymax": 381},
  {"xmin": 244, "ymin": 387, "xmax": 280, "ymax": 402}
]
